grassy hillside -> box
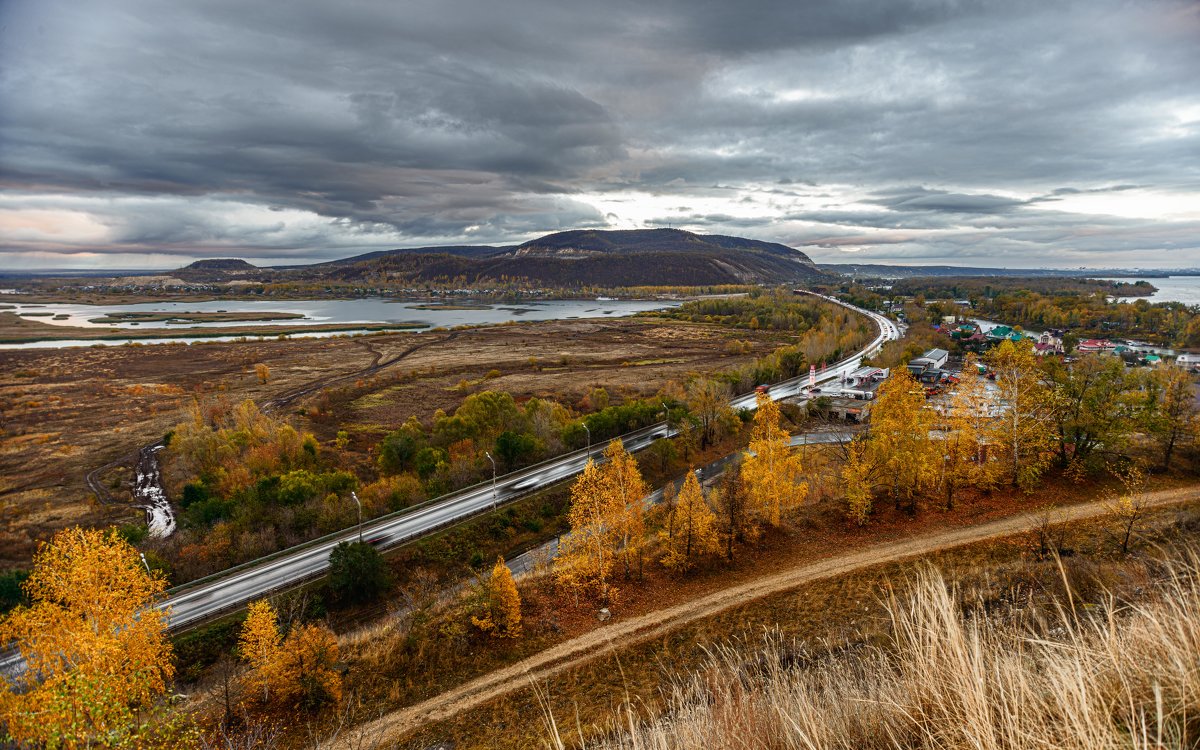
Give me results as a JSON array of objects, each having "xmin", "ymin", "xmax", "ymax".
[{"xmin": 565, "ymin": 542, "xmax": 1200, "ymax": 750}]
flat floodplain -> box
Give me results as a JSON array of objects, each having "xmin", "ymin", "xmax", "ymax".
[{"xmin": 0, "ymin": 315, "xmax": 782, "ymax": 570}]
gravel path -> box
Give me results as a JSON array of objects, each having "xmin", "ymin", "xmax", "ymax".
[{"xmin": 339, "ymin": 484, "xmax": 1200, "ymax": 747}]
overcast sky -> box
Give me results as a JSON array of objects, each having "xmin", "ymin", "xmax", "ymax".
[{"xmin": 1, "ymin": 0, "xmax": 1198, "ymax": 270}]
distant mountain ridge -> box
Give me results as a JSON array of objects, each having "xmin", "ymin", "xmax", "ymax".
[
  {"xmin": 177, "ymin": 228, "xmax": 828, "ymax": 286},
  {"xmin": 183, "ymin": 258, "xmax": 257, "ymax": 271}
]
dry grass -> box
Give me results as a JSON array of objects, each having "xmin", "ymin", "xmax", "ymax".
[{"xmin": 569, "ymin": 550, "xmax": 1200, "ymax": 750}]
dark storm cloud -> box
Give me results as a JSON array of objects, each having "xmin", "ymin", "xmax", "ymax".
[
  {"xmin": 0, "ymin": 0, "xmax": 1197, "ymax": 267},
  {"xmin": 866, "ymin": 188, "xmax": 1028, "ymax": 214}
]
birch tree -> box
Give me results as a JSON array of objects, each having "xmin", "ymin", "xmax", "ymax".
[
  {"xmin": 984, "ymin": 339, "xmax": 1058, "ymax": 488},
  {"xmin": 940, "ymin": 355, "xmax": 997, "ymax": 509},
  {"xmin": 1149, "ymin": 366, "xmax": 1197, "ymax": 470},
  {"xmin": 472, "ymin": 556, "xmax": 522, "ymax": 638},
  {"xmin": 0, "ymin": 528, "xmax": 174, "ymax": 748},
  {"xmin": 741, "ymin": 393, "xmax": 808, "ymax": 526},
  {"xmin": 870, "ymin": 368, "xmax": 938, "ymax": 513},
  {"xmin": 554, "ymin": 459, "xmax": 621, "ymax": 603}
]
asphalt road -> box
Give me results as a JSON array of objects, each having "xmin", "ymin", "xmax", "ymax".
[
  {"xmin": 1, "ymin": 292, "xmax": 898, "ymax": 678},
  {"xmin": 157, "ymin": 292, "xmax": 896, "ymax": 630},
  {"xmin": 503, "ymin": 429, "xmax": 855, "ymax": 578}
]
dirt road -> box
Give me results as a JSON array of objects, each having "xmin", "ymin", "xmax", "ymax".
[{"xmin": 343, "ymin": 484, "xmax": 1200, "ymax": 747}]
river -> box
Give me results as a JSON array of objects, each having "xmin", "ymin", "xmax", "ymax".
[
  {"xmin": 1, "ymin": 297, "xmax": 678, "ymax": 349},
  {"xmin": 1097, "ymin": 276, "xmax": 1200, "ymax": 306}
]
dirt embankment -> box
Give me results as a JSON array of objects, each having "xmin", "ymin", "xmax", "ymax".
[{"xmin": 342, "ymin": 484, "xmax": 1200, "ymax": 748}]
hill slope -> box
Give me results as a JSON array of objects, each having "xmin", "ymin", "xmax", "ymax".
[
  {"xmin": 311, "ymin": 228, "xmax": 826, "ymax": 286},
  {"xmin": 179, "ymin": 229, "xmax": 828, "ymax": 287}
]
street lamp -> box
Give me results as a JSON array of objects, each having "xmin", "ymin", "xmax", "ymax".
[
  {"xmin": 582, "ymin": 423, "xmax": 591, "ymax": 459},
  {"xmin": 350, "ymin": 491, "xmax": 363, "ymax": 543},
  {"xmin": 485, "ymin": 451, "xmax": 498, "ymax": 509},
  {"xmin": 139, "ymin": 552, "xmax": 152, "ymax": 574}
]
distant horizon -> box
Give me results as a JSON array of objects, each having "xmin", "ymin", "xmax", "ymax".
[{"xmin": 2, "ymin": 0, "xmax": 1197, "ymax": 270}]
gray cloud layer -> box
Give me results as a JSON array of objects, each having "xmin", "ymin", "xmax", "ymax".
[{"xmin": 1, "ymin": 0, "xmax": 1198, "ymax": 268}]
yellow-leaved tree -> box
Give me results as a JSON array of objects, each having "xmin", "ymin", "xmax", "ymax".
[
  {"xmin": 984, "ymin": 339, "xmax": 1058, "ymax": 489},
  {"xmin": 237, "ymin": 600, "xmax": 342, "ymax": 710},
  {"xmin": 554, "ymin": 459, "xmax": 622, "ymax": 604},
  {"xmin": 239, "ymin": 599, "xmax": 282, "ymax": 703},
  {"xmin": 939, "ymin": 355, "xmax": 998, "ymax": 509},
  {"xmin": 271, "ymin": 624, "xmax": 342, "ymax": 710},
  {"xmin": 843, "ymin": 368, "xmax": 938, "ymax": 518},
  {"xmin": 1149, "ymin": 366, "xmax": 1198, "ymax": 471},
  {"xmin": 841, "ymin": 440, "xmax": 875, "ymax": 525},
  {"xmin": 659, "ymin": 471, "xmax": 719, "ymax": 572},
  {"xmin": 0, "ymin": 527, "xmax": 174, "ymax": 749},
  {"xmin": 601, "ymin": 439, "xmax": 648, "ymax": 579},
  {"xmin": 471, "ymin": 556, "xmax": 522, "ymax": 637},
  {"xmin": 741, "ymin": 393, "xmax": 808, "ymax": 527}
]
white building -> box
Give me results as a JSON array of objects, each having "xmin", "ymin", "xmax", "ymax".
[{"xmin": 1175, "ymin": 354, "xmax": 1200, "ymax": 371}]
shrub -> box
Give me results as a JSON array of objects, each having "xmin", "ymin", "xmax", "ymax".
[{"xmin": 327, "ymin": 541, "xmax": 389, "ymax": 605}]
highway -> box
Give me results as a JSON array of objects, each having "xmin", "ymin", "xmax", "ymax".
[
  {"xmin": 2, "ymin": 292, "xmax": 900, "ymax": 667},
  {"xmin": 158, "ymin": 292, "xmax": 897, "ymax": 630}
]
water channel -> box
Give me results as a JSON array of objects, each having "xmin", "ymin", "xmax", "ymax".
[{"xmin": 1, "ymin": 297, "xmax": 679, "ymax": 349}]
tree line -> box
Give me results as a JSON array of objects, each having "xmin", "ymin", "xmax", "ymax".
[{"xmin": 843, "ymin": 340, "xmax": 1197, "ymax": 522}]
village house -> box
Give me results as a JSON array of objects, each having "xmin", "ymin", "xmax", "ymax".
[
  {"xmin": 1174, "ymin": 353, "xmax": 1200, "ymax": 371},
  {"xmin": 1077, "ymin": 338, "xmax": 1117, "ymax": 354}
]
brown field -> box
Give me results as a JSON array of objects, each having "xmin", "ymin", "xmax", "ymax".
[{"xmin": 0, "ymin": 316, "xmax": 780, "ymax": 570}]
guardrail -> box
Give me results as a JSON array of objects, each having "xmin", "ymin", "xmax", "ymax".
[{"xmin": 161, "ymin": 292, "xmax": 896, "ymax": 618}]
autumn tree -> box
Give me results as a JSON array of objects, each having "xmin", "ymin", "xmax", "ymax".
[
  {"xmin": 741, "ymin": 393, "xmax": 808, "ymax": 526},
  {"xmin": 1041, "ymin": 354, "xmax": 1143, "ymax": 469},
  {"xmin": 1149, "ymin": 366, "xmax": 1197, "ymax": 470},
  {"xmin": 841, "ymin": 440, "xmax": 875, "ymax": 524},
  {"xmin": 471, "ymin": 556, "xmax": 522, "ymax": 637},
  {"xmin": 554, "ymin": 459, "xmax": 621, "ymax": 603},
  {"xmin": 601, "ymin": 439, "xmax": 648, "ymax": 579},
  {"xmin": 659, "ymin": 471, "xmax": 719, "ymax": 572},
  {"xmin": 1103, "ymin": 463, "xmax": 1148, "ymax": 555},
  {"xmin": 868, "ymin": 368, "xmax": 938, "ymax": 513},
  {"xmin": 985, "ymin": 339, "xmax": 1058, "ymax": 488},
  {"xmin": 255, "ymin": 363, "xmax": 270, "ymax": 384},
  {"xmin": 239, "ymin": 599, "xmax": 282, "ymax": 703},
  {"xmin": 686, "ymin": 377, "xmax": 734, "ymax": 449},
  {"xmin": 939, "ymin": 356, "xmax": 997, "ymax": 509},
  {"xmin": 0, "ymin": 527, "xmax": 174, "ymax": 749},
  {"xmin": 271, "ymin": 624, "xmax": 342, "ymax": 710},
  {"xmin": 237, "ymin": 600, "xmax": 341, "ymax": 710},
  {"xmin": 713, "ymin": 463, "xmax": 755, "ymax": 560}
]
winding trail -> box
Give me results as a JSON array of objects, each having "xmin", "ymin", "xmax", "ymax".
[{"xmin": 340, "ymin": 484, "xmax": 1200, "ymax": 747}]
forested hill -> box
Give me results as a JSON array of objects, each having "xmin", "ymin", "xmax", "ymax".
[{"xmin": 180, "ymin": 228, "xmax": 830, "ymax": 287}]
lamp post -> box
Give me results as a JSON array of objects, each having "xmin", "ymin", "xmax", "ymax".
[
  {"xmin": 139, "ymin": 552, "xmax": 152, "ymax": 575},
  {"xmin": 485, "ymin": 451, "xmax": 498, "ymax": 509},
  {"xmin": 350, "ymin": 491, "xmax": 363, "ymax": 543},
  {"xmin": 582, "ymin": 424, "xmax": 591, "ymax": 460}
]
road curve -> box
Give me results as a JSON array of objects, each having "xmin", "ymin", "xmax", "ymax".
[
  {"xmin": 158, "ymin": 293, "xmax": 897, "ymax": 630},
  {"xmin": 0, "ymin": 295, "xmax": 897, "ymax": 676},
  {"xmin": 338, "ymin": 484, "xmax": 1200, "ymax": 747}
]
